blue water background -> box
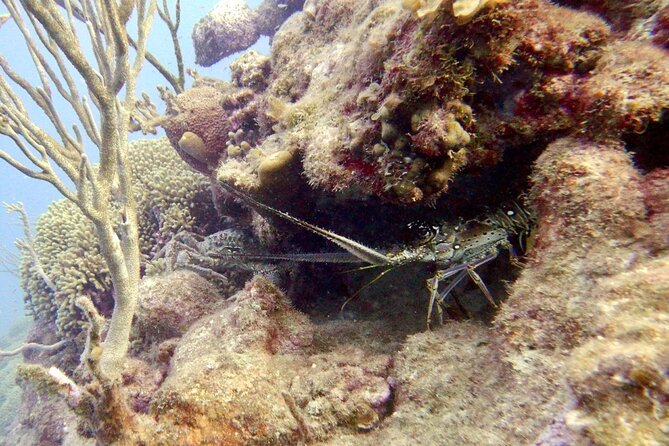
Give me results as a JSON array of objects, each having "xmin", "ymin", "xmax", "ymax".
[{"xmin": 0, "ymin": 0, "xmax": 269, "ymax": 336}]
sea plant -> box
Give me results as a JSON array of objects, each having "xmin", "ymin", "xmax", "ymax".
[{"xmin": 0, "ymin": 0, "xmax": 182, "ymax": 442}]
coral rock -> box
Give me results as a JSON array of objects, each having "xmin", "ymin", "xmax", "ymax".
[
  {"xmin": 498, "ymin": 137, "xmax": 647, "ymax": 351},
  {"xmin": 565, "ymin": 256, "xmax": 669, "ymax": 445},
  {"xmin": 557, "ymin": 0, "xmax": 667, "ymax": 35},
  {"xmin": 149, "ymin": 276, "xmax": 396, "ymax": 444},
  {"xmin": 193, "ymin": 0, "xmax": 305, "ymax": 67},
  {"xmin": 497, "ymin": 136, "xmax": 669, "ymax": 444},
  {"xmin": 289, "ymin": 346, "xmax": 394, "ymax": 438},
  {"xmin": 192, "ymin": 0, "xmax": 259, "ymax": 66},
  {"xmin": 653, "ymin": 5, "xmax": 669, "ymax": 48},
  {"xmin": 640, "ymin": 168, "xmax": 669, "ymax": 253},
  {"xmin": 230, "ymin": 49, "xmax": 271, "ymax": 91},
  {"xmin": 150, "ymin": 277, "xmax": 312, "ymax": 444},
  {"xmin": 578, "ymin": 41, "xmax": 669, "ymax": 135},
  {"xmin": 134, "ymin": 270, "xmax": 227, "ymax": 344}
]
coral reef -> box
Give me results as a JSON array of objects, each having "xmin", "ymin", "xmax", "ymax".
[
  {"xmin": 495, "ymin": 137, "xmax": 669, "ymax": 446},
  {"xmin": 310, "ymin": 136, "xmax": 668, "ymax": 446},
  {"xmin": 149, "ymin": 276, "xmax": 394, "ymax": 444},
  {"xmin": 556, "ymin": 0, "xmax": 669, "ymax": 35},
  {"xmin": 167, "ymin": 0, "xmax": 668, "ymax": 204},
  {"xmin": 153, "ymin": 0, "xmax": 669, "ymax": 435},
  {"xmin": 132, "ymin": 270, "xmax": 227, "ymax": 345},
  {"xmin": 192, "ymin": 0, "xmax": 306, "ymax": 66},
  {"xmin": 19, "ymin": 139, "xmax": 212, "ymax": 355},
  {"xmin": 230, "ymin": 49, "xmax": 272, "ymax": 91},
  {"xmin": 161, "ymin": 75, "xmax": 268, "ymax": 176},
  {"xmin": 8, "ymin": 0, "xmax": 669, "ymax": 445}
]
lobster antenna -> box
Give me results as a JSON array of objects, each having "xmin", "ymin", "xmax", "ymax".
[{"xmin": 218, "ymin": 182, "xmax": 392, "ymax": 266}]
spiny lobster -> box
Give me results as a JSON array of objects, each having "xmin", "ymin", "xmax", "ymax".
[{"xmin": 213, "ymin": 183, "xmax": 535, "ymax": 327}]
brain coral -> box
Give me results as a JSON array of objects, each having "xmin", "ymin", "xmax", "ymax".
[{"xmin": 20, "ymin": 138, "xmax": 212, "ymax": 346}]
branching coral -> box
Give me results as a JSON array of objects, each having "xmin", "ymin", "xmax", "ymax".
[
  {"xmin": 20, "ymin": 138, "xmax": 210, "ymax": 355},
  {"xmin": 0, "ymin": 1, "xmax": 161, "ymax": 394},
  {"xmin": 52, "ymin": 0, "xmax": 186, "ymax": 93},
  {"xmin": 0, "ymin": 1, "xmax": 182, "ymax": 440}
]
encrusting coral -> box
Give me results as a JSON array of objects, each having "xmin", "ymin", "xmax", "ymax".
[{"xmin": 164, "ymin": 0, "xmax": 669, "ymax": 204}]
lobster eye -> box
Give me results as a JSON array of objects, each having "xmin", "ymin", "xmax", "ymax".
[
  {"xmin": 506, "ymin": 210, "xmax": 515, "ymax": 216},
  {"xmin": 454, "ymin": 244, "xmax": 461, "ymax": 249}
]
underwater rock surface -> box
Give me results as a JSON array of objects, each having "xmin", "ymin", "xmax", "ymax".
[
  {"xmin": 6, "ymin": 0, "xmax": 669, "ymax": 445},
  {"xmin": 148, "ymin": 277, "xmax": 395, "ymax": 444},
  {"xmin": 193, "ymin": 0, "xmax": 306, "ymax": 66},
  {"xmin": 167, "ymin": 0, "xmax": 669, "ymax": 206}
]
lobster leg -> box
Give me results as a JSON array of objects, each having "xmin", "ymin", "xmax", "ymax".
[
  {"xmin": 426, "ymin": 265, "xmax": 468, "ymax": 329},
  {"xmin": 466, "ymin": 266, "xmax": 497, "ymax": 308},
  {"xmin": 464, "ymin": 253, "xmax": 499, "ymax": 307},
  {"xmin": 428, "ymin": 253, "xmax": 501, "ymax": 327}
]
